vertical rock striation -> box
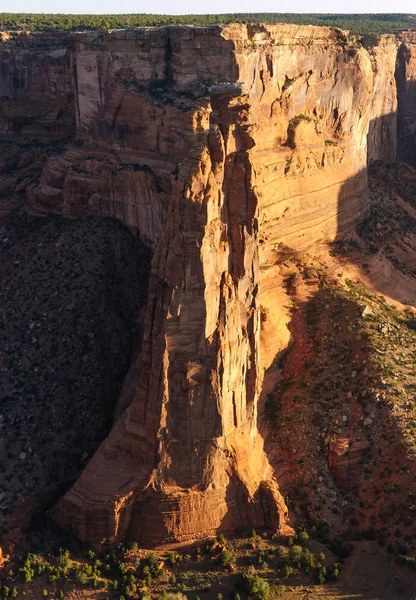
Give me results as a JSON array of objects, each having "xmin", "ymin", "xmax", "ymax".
[
  {"xmin": 365, "ymin": 35, "xmax": 398, "ymax": 164},
  {"xmin": 397, "ymin": 32, "xmax": 416, "ymax": 166},
  {"xmin": 0, "ymin": 24, "xmax": 415, "ymax": 545}
]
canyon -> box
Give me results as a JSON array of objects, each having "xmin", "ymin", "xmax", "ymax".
[{"xmin": 0, "ymin": 22, "xmax": 415, "ymax": 558}]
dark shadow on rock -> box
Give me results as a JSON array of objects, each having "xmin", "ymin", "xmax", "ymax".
[
  {"xmin": 396, "ymin": 42, "xmax": 416, "ymax": 167},
  {"xmin": 216, "ymin": 473, "xmax": 283, "ymax": 540}
]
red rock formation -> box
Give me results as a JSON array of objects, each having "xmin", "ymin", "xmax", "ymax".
[
  {"xmin": 397, "ymin": 32, "xmax": 416, "ymax": 165},
  {"xmin": 366, "ymin": 35, "xmax": 398, "ymax": 164},
  {"xmin": 328, "ymin": 437, "xmax": 370, "ymax": 484},
  {"xmin": 0, "ymin": 24, "xmax": 415, "ymax": 546}
]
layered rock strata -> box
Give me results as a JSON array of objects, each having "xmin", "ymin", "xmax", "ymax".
[{"xmin": 0, "ymin": 24, "xmax": 415, "ymax": 545}]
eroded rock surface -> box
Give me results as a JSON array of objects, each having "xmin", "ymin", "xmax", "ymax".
[
  {"xmin": 397, "ymin": 32, "xmax": 416, "ymax": 166},
  {"xmin": 0, "ymin": 24, "xmax": 415, "ymax": 546}
]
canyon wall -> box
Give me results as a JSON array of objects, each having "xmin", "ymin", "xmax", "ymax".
[
  {"xmin": 365, "ymin": 34, "xmax": 398, "ymax": 164},
  {"xmin": 0, "ymin": 24, "xmax": 414, "ymax": 545},
  {"xmin": 397, "ymin": 32, "xmax": 416, "ymax": 166}
]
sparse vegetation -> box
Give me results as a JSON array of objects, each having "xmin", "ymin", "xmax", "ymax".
[
  {"xmin": 265, "ymin": 170, "xmax": 416, "ymax": 566},
  {"xmin": 0, "ymin": 531, "xmax": 346, "ymax": 599},
  {"xmin": 0, "ymin": 212, "xmax": 152, "ymax": 537}
]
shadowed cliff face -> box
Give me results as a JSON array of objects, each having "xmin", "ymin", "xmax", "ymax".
[
  {"xmin": 396, "ymin": 35, "xmax": 416, "ymax": 166},
  {"xmin": 365, "ymin": 35, "xmax": 398, "ymax": 164},
  {"xmin": 0, "ymin": 24, "xmax": 415, "ymax": 547},
  {"xmin": 0, "ymin": 33, "xmax": 75, "ymax": 141}
]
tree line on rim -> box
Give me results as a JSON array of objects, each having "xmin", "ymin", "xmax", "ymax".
[{"xmin": 0, "ymin": 13, "xmax": 415, "ymax": 35}]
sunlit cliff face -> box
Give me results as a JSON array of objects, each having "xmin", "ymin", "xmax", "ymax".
[{"xmin": 0, "ymin": 24, "xmax": 415, "ymax": 546}]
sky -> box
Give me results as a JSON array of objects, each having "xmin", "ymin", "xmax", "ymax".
[{"xmin": 4, "ymin": 0, "xmax": 416, "ymax": 14}]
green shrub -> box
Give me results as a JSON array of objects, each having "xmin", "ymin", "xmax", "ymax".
[
  {"xmin": 297, "ymin": 531, "xmax": 309, "ymax": 546},
  {"xmin": 20, "ymin": 566, "xmax": 34, "ymax": 583},
  {"xmin": 219, "ymin": 549, "xmax": 232, "ymax": 566},
  {"xmin": 316, "ymin": 565, "xmax": 327, "ymax": 584},
  {"xmin": 57, "ymin": 549, "xmax": 71, "ymax": 568},
  {"xmin": 288, "ymin": 544, "xmax": 303, "ymax": 567},
  {"xmin": 300, "ymin": 548, "xmax": 314, "ymax": 572},
  {"xmin": 76, "ymin": 571, "xmax": 88, "ymax": 585},
  {"xmin": 167, "ymin": 552, "xmax": 180, "ymax": 566},
  {"xmin": 242, "ymin": 572, "xmax": 270, "ymax": 600},
  {"xmin": 143, "ymin": 565, "xmax": 152, "ymax": 586},
  {"xmin": 281, "ymin": 564, "xmax": 293, "ymax": 578}
]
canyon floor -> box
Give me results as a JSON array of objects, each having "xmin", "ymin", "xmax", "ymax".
[{"xmin": 0, "ymin": 161, "xmax": 415, "ymax": 598}]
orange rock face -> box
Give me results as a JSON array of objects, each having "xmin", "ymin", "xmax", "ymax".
[{"xmin": 0, "ymin": 25, "xmax": 414, "ymax": 546}]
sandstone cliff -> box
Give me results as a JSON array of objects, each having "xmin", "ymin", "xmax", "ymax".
[
  {"xmin": 0, "ymin": 24, "xmax": 415, "ymax": 546},
  {"xmin": 365, "ymin": 34, "xmax": 398, "ymax": 164},
  {"xmin": 397, "ymin": 32, "xmax": 416, "ymax": 166}
]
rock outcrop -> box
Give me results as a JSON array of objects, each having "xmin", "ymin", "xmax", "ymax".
[
  {"xmin": 365, "ymin": 35, "xmax": 398, "ymax": 164},
  {"xmin": 397, "ymin": 32, "xmax": 416, "ymax": 165},
  {"xmin": 0, "ymin": 24, "xmax": 415, "ymax": 546},
  {"xmin": 328, "ymin": 437, "xmax": 371, "ymax": 484}
]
